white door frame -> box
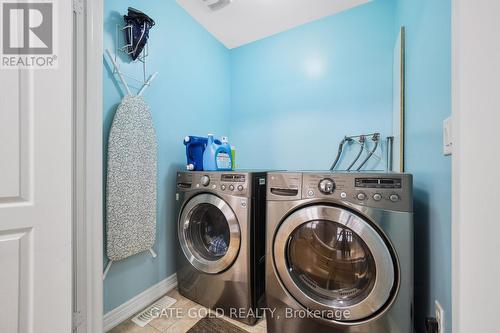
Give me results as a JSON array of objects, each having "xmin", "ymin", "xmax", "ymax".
[
  {"xmin": 452, "ymin": 1, "xmax": 500, "ymax": 332},
  {"xmin": 73, "ymin": 0, "xmax": 103, "ymax": 332}
]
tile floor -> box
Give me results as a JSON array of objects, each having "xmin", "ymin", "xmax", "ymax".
[{"xmin": 108, "ymin": 289, "xmax": 267, "ymax": 333}]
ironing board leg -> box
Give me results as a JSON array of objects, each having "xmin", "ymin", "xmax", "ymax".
[{"xmin": 103, "ymin": 260, "xmax": 113, "ymax": 280}]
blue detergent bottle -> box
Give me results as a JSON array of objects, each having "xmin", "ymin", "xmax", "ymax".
[
  {"xmin": 203, "ymin": 134, "xmax": 233, "ymax": 171},
  {"xmin": 220, "ymin": 137, "xmax": 233, "ymax": 170},
  {"xmin": 184, "ymin": 136, "xmax": 208, "ymax": 171}
]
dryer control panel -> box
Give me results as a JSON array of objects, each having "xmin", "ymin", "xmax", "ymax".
[{"xmin": 267, "ymin": 172, "xmax": 413, "ymax": 212}]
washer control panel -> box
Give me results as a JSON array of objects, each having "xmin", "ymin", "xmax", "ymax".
[
  {"xmin": 177, "ymin": 172, "xmax": 250, "ymax": 197},
  {"xmin": 268, "ymin": 172, "xmax": 412, "ymax": 212}
]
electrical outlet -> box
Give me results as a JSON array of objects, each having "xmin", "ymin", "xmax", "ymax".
[{"xmin": 435, "ymin": 301, "xmax": 445, "ymax": 333}]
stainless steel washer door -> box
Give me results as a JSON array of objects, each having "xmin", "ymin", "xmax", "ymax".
[
  {"xmin": 179, "ymin": 194, "xmax": 241, "ymax": 274},
  {"xmin": 273, "ymin": 205, "xmax": 398, "ymax": 324}
]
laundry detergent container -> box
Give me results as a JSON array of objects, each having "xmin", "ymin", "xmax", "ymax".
[
  {"xmin": 203, "ymin": 134, "xmax": 232, "ymax": 171},
  {"xmin": 184, "ymin": 136, "xmax": 207, "ymax": 171}
]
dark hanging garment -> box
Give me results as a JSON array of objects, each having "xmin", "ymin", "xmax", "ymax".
[{"xmin": 123, "ymin": 7, "xmax": 155, "ymax": 61}]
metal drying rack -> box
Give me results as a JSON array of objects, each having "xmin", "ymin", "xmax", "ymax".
[{"xmin": 105, "ymin": 24, "xmax": 158, "ymax": 96}]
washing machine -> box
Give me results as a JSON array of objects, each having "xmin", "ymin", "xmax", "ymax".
[
  {"xmin": 176, "ymin": 171, "xmax": 267, "ymax": 325},
  {"xmin": 266, "ymin": 171, "xmax": 413, "ymax": 333}
]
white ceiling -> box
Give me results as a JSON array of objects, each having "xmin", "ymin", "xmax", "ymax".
[{"xmin": 176, "ymin": 0, "xmax": 371, "ymax": 49}]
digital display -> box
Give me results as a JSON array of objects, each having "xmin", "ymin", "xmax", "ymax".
[
  {"xmin": 355, "ymin": 178, "xmax": 402, "ymax": 189},
  {"xmin": 221, "ymin": 174, "xmax": 246, "ymax": 182}
]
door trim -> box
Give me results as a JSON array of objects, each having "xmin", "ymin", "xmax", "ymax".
[
  {"xmin": 273, "ymin": 205, "xmax": 398, "ymax": 324},
  {"xmin": 452, "ymin": 1, "xmax": 500, "ymax": 332},
  {"xmin": 74, "ymin": 0, "xmax": 103, "ymax": 332},
  {"xmin": 179, "ymin": 194, "xmax": 241, "ymax": 274}
]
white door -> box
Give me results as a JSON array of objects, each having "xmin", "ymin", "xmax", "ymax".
[{"xmin": 0, "ymin": 1, "xmax": 73, "ymax": 332}]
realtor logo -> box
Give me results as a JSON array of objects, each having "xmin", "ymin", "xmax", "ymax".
[{"xmin": 1, "ymin": 1, "xmax": 57, "ymax": 69}]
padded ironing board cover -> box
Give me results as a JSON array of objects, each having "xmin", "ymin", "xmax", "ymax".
[{"xmin": 106, "ymin": 95, "xmax": 157, "ymax": 261}]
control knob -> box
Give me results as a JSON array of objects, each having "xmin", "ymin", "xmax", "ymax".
[
  {"xmin": 390, "ymin": 194, "xmax": 400, "ymax": 202},
  {"xmin": 318, "ymin": 178, "xmax": 336, "ymax": 195},
  {"xmin": 200, "ymin": 175, "xmax": 210, "ymax": 187},
  {"xmin": 357, "ymin": 192, "xmax": 367, "ymax": 201}
]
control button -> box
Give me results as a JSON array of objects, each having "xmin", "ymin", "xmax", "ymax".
[
  {"xmin": 307, "ymin": 190, "xmax": 315, "ymax": 197},
  {"xmin": 340, "ymin": 192, "xmax": 347, "ymax": 199},
  {"xmin": 390, "ymin": 194, "xmax": 400, "ymax": 202},
  {"xmin": 373, "ymin": 193, "xmax": 382, "ymax": 201},
  {"xmin": 318, "ymin": 178, "xmax": 336, "ymax": 195},
  {"xmin": 241, "ymin": 200, "xmax": 247, "ymax": 207},
  {"xmin": 212, "ymin": 184, "xmax": 217, "ymax": 189},
  {"xmin": 357, "ymin": 193, "xmax": 367, "ymax": 201},
  {"xmin": 221, "ymin": 185, "xmax": 226, "ymax": 191},
  {"xmin": 200, "ymin": 175, "xmax": 210, "ymax": 186},
  {"xmin": 237, "ymin": 185, "xmax": 244, "ymax": 191},
  {"xmin": 229, "ymin": 185, "xmax": 235, "ymax": 191}
]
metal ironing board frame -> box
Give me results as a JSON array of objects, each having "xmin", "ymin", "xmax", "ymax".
[{"xmin": 105, "ymin": 49, "xmax": 158, "ymax": 97}]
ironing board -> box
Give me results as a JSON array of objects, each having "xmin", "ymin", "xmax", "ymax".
[{"xmin": 104, "ymin": 50, "xmax": 158, "ymax": 279}]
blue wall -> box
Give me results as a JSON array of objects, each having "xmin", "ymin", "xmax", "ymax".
[
  {"xmin": 229, "ymin": 0, "xmax": 396, "ymax": 171},
  {"xmin": 229, "ymin": 0, "xmax": 452, "ymax": 331},
  {"xmin": 103, "ymin": 0, "xmax": 231, "ymax": 313},
  {"xmin": 395, "ymin": 1, "xmax": 452, "ymax": 332}
]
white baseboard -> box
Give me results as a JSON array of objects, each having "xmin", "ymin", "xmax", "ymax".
[{"xmin": 103, "ymin": 273, "xmax": 177, "ymax": 332}]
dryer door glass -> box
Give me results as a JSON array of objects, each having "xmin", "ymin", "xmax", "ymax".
[
  {"xmin": 287, "ymin": 220, "xmax": 376, "ymax": 306},
  {"xmin": 188, "ymin": 203, "xmax": 230, "ymax": 260},
  {"xmin": 273, "ymin": 205, "xmax": 396, "ymax": 322}
]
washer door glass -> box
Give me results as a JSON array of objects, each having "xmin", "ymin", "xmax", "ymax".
[
  {"xmin": 188, "ymin": 203, "xmax": 230, "ymax": 260},
  {"xmin": 179, "ymin": 194, "xmax": 241, "ymax": 274},
  {"xmin": 287, "ymin": 220, "xmax": 376, "ymax": 307}
]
